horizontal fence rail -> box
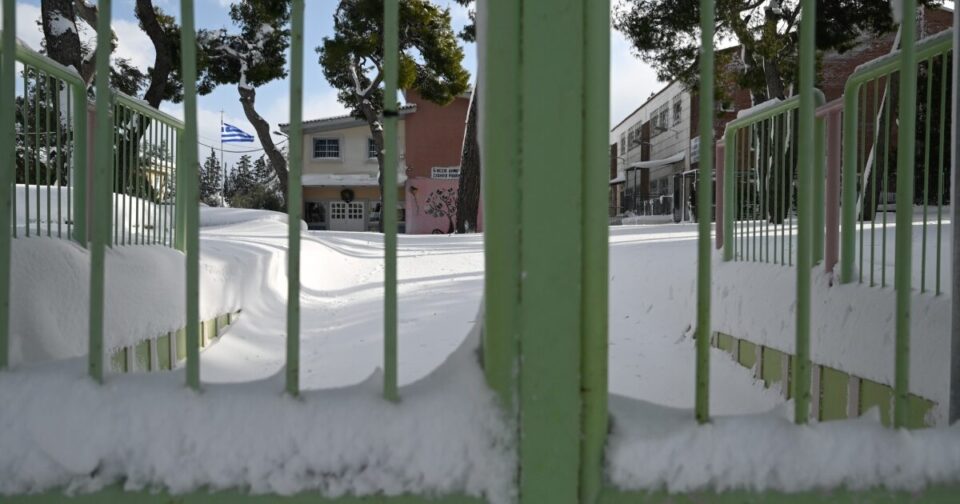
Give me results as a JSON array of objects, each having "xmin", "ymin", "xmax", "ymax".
[{"xmin": 841, "ymin": 29, "xmax": 954, "ymax": 292}]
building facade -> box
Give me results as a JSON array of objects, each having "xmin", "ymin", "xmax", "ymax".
[
  {"xmin": 609, "ymin": 80, "xmax": 693, "ymax": 222},
  {"xmin": 284, "ymin": 90, "xmax": 471, "ymax": 233}
]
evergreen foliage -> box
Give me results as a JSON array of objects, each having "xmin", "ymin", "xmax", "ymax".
[
  {"xmin": 317, "ymin": 0, "xmax": 470, "ymax": 211},
  {"xmin": 201, "ymin": 149, "xmax": 224, "ymax": 207}
]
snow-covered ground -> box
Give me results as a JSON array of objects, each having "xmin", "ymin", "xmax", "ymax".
[{"xmin": 2, "ymin": 205, "xmax": 959, "ymax": 499}]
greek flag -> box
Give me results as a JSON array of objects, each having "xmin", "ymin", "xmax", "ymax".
[{"xmin": 221, "ymin": 123, "xmax": 255, "ymax": 143}]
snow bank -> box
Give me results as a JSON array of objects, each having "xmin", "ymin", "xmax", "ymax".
[
  {"xmin": 8, "ymin": 237, "xmax": 241, "ymax": 366},
  {"xmin": 607, "ymin": 395, "xmax": 960, "ymax": 493},
  {"xmin": 0, "ymin": 326, "xmax": 516, "ymax": 503},
  {"xmin": 200, "ymin": 207, "xmax": 304, "ymax": 230}
]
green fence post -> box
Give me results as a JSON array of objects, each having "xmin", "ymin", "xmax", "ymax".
[
  {"xmin": 723, "ymin": 128, "xmax": 736, "ymax": 262},
  {"xmin": 382, "ymin": 0, "xmax": 399, "ymax": 403},
  {"xmin": 840, "ymin": 85, "xmax": 859, "ymax": 284},
  {"xmin": 580, "ymin": 0, "xmax": 610, "ymax": 501},
  {"xmin": 517, "ymin": 0, "xmax": 586, "ymax": 500},
  {"xmin": 894, "ymin": 0, "xmax": 918, "ymax": 429},
  {"xmin": 72, "ymin": 85, "xmax": 88, "ymax": 246},
  {"xmin": 180, "ymin": 0, "xmax": 200, "ymax": 391},
  {"xmin": 0, "ymin": 0, "xmax": 15, "ymax": 370},
  {"xmin": 88, "ymin": 0, "xmax": 115, "ymax": 383},
  {"xmin": 813, "ymin": 116, "xmax": 826, "ymax": 265},
  {"xmin": 695, "ymin": 0, "xmax": 715, "ymax": 425},
  {"xmin": 175, "ymin": 131, "xmax": 185, "ymax": 252},
  {"xmin": 285, "ymin": 0, "xmax": 304, "ymax": 398},
  {"xmin": 793, "ymin": 0, "xmax": 816, "ymax": 424},
  {"xmin": 481, "ymin": 0, "xmax": 521, "ymax": 408},
  {"xmin": 950, "ymin": 0, "xmax": 959, "ymax": 425}
]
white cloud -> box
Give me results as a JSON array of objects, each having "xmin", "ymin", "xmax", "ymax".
[
  {"xmin": 609, "ymin": 27, "xmax": 662, "ymax": 128},
  {"xmin": 112, "ymin": 18, "xmax": 155, "ymax": 73},
  {"xmin": 0, "ymin": 2, "xmax": 45, "ymax": 51}
]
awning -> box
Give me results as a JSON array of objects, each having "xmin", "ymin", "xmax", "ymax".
[
  {"xmin": 609, "ymin": 175, "xmax": 625, "ymax": 185},
  {"xmin": 302, "ymin": 171, "xmax": 407, "ymax": 187},
  {"xmin": 626, "ymin": 151, "xmax": 686, "ymax": 170}
]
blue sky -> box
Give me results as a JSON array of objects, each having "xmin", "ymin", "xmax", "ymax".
[{"xmin": 6, "ymin": 0, "xmax": 662, "ymax": 168}]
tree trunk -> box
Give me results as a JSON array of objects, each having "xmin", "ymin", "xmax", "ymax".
[
  {"xmin": 456, "ymin": 88, "xmax": 480, "ymax": 233},
  {"xmin": 135, "ymin": 0, "xmax": 176, "ymax": 108},
  {"xmin": 238, "ymin": 86, "xmax": 289, "ymax": 201},
  {"xmin": 359, "ymin": 99, "xmax": 386, "ymax": 232},
  {"xmin": 40, "ymin": 0, "xmax": 91, "ymax": 81}
]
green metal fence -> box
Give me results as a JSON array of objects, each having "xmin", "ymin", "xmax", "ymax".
[
  {"xmin": 840, "ymin": 29, "xmax": 954, "ymax": 294},
  {"xmin": 6, "ymin": 40, "xmax": 88, "ymax": 243},
  {"xmin": 2, "ymin": 38, "xmax": 183, "ymax": 250},
  {"xmin": 721, "ymin": 92, "xmax": 826, "ymax": 266},
  {"xmin": 111, "ymin": 93, "xmax": 183, "ymax": 248},
  {"xmin": 0, "ymin": 0, "xmax": 958, "ymax": 502}
]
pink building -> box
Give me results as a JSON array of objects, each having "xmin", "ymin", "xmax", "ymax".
[{"xmin": 285, "ymin": 90, "xmax": 472, "ymax": 234}]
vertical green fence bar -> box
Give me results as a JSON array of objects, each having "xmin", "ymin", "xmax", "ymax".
[
  {"xmin": 841, "ymin": 81, "xmax": 859, "ymax": 284},
  {"xmin": 894, "ymin": 0, "xmax": 917, "ymax": 429},
  {"xmin": 579, "ymin": 0, "xmax": 609, "ymax": 501},
  {"xmin": 382, "ymin": 0, "xmax": 399, "ymax": 403},
  {"xmin": 481, "ymin": 0, "xmax": 521, "ymax": 408},
  {"xmin": 813, "ymin": 116, "xmax": 826, "ymax": 264},
  {"xmin": 793, "ymin": 0, "xmax": 815, "ymax": 424},
  {"xmin": 723, "ymin": 130, "xmax": 734, "ymax": 262},
  {"xmin": 519, "ymin": 0, "xmax": 585, "ymax": 500},
  {"xmin": 0, "ymin": 0, "xmax": 15, "ymax": 369},
  {"xmin": 949, "ymin": 1, "xmax": 959, "ymax": 425},
  {"xmin": 180, "ymin": 0, "xmax": 200, "ymax": 391},
  {"xmin": 89, "ymin": 0, "xmax": 114, "ymax": 383},
  {"xmin": 286, "ymin": 0, "xmax": 304, "ymax": 397},
  {"xmin": 695, "ymin": 0, "xmax": 714, "ymax": 424},
  {"xmin": 175, "ymin": 130, "xmax": 185, "ymax": 252}
]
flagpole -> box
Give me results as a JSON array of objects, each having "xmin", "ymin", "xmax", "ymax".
[{"xmin": 220, "ymin": 110, "xmax": 225, "ymax": 206}]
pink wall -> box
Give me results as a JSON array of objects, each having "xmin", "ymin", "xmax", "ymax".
[
  {"xmin": 403, "ymin": 90, "xmax": 470, "ymax": 179},
  {"xmin": 405, "ymin": 178, "xmax": 459, "ymax": 234}
]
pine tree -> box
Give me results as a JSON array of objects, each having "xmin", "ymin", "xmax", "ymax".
[
  {"xmin": 613, "ymin": 0, "xmax": 940, "ymax": 101},
  {"xmin": 197, "ymin": 0, "xmax": 292, "ymax": 200},
  {"xmin": 200, "ymin": 149, "xmax": 223, "ymax": 207},
  {"xmin": 226, "ymin": 154, "xmax": 256, "ymax": 206},
  {"xmin": 317, "ymin": 0, "xmax": 470, "ymax": 229}
]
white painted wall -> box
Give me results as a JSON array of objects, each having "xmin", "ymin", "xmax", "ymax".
[{"xmin": 301, "ymin": 121, "xmax": 406, "ymax": 177}]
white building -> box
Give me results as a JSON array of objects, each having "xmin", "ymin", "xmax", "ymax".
[{"xmin": 609, "ymin": 80, "xmax": 694, "ymax": 221}]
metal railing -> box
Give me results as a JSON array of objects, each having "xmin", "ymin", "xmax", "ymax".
[
  {"xmin": 720, "ymin": 91, "xmax": 826, "ymax": 266},
  {"xmin": 0, "ymin": 0, "xmax": 957, "ymax": 502},
  {"xmin": 840, "ymin": 29, "xmax": 953, "ymax": 294},
  {"xmin": 3, "ymin": 38, "xmax": 183, "ymax": 250},
  {"xmin": 111, "ymin": 94, "xmax": 183, "ymax": 248},
  {"xmin": 6, "ymin": 40, "xmax": 88, "ymax": 243}
]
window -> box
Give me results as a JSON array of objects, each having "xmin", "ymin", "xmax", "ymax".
[
  {"xmin": 627, "ymin": 124, "xmax": 640, "ymax": 151},
  {"xmin": 619, "ymin": 133, "xmax": 626, "ymax": 155},
  {"xmin": 673, "ymin": 97, "xmax": 683, "ymax": 126},
  {"xmin": 690, "ymin": 136, "xmax": 700, "ymax": 163},
  {"xmin": 431, "ymin": 166, "xmax": 461, "ymax": 179},
  {"xmin": 313, "ymin": 138, "xmax": 340, "ymax": 159},
  {"xmin": 368, "ymin": 138, "xmax": 378, "ymax": 159}
]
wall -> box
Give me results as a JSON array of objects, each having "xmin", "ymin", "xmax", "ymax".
[
  {"xmin": 403, "ymin": 89, "xmax": 470, "ymax": 179},
  {"xmin": 405, "ymin": 178, "xmax": 459, "ymax": 234},
  {"xmin": 301, "ymin": 122, "xmax": 407, "ymax": 178}
]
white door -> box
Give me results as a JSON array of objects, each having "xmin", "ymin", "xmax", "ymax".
[{"xmin": 329, "ymin": 201, "xmax": 366, "ymax": 231}]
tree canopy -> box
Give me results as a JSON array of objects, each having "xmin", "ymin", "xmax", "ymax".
[{"xmin": 613, "ymin": 0, "xmax": 941, "ymax": 100}]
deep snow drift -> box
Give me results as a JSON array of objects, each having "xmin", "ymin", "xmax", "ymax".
[{"xmin": 1, "ymin": 207, "xmax": 959, "ymax": 499}]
